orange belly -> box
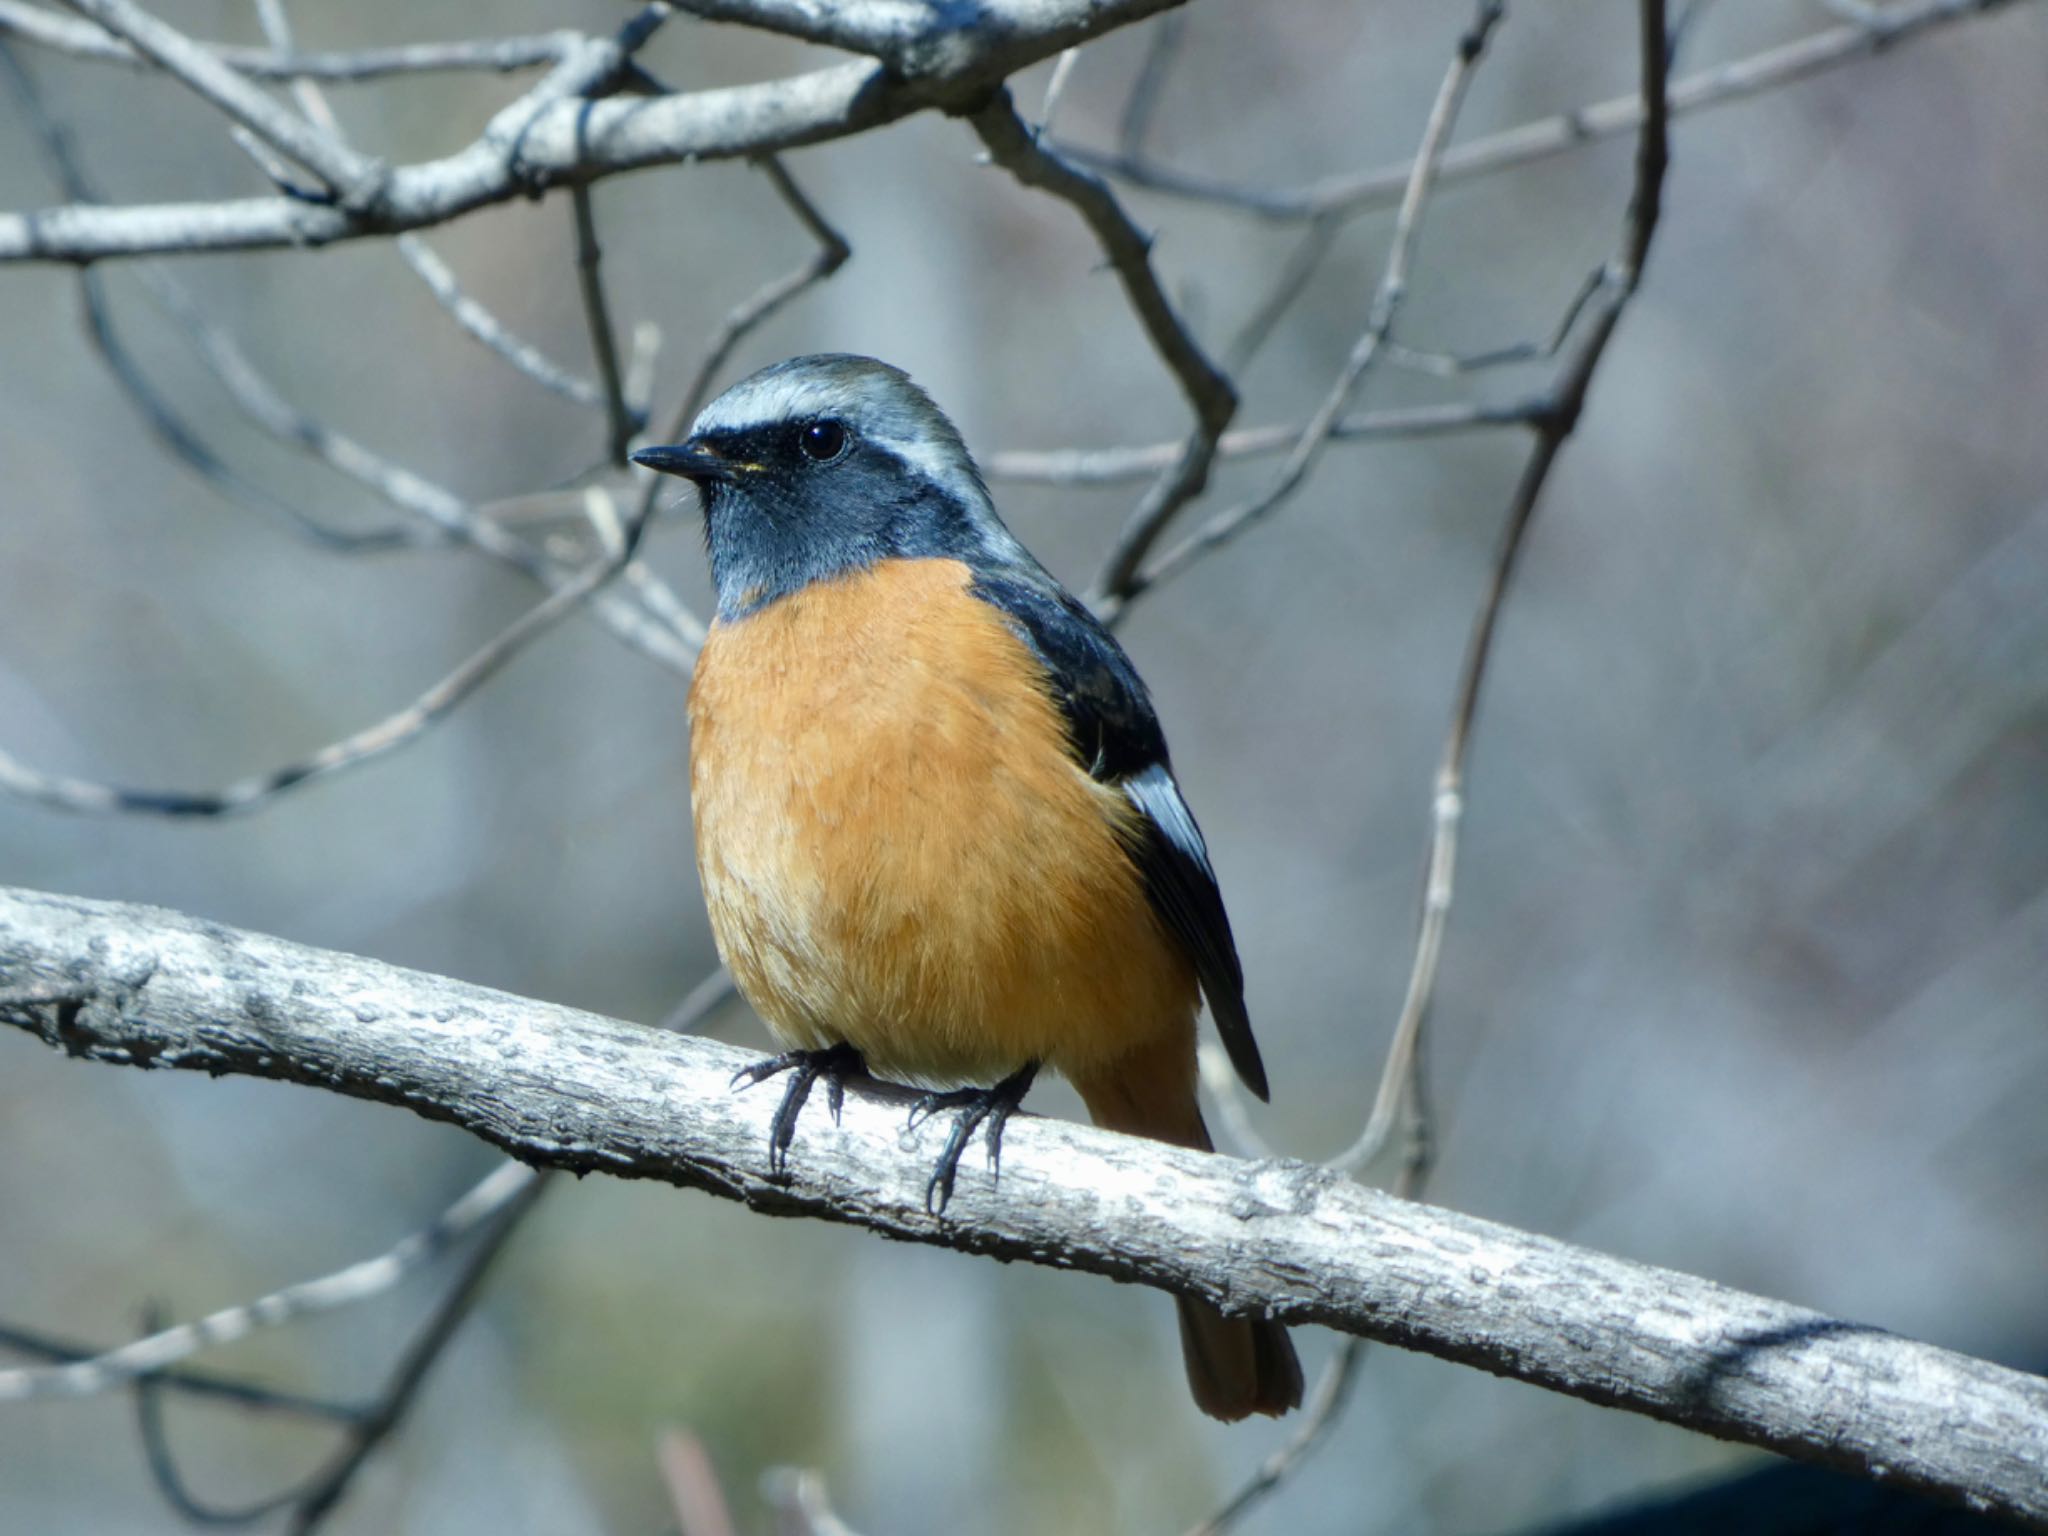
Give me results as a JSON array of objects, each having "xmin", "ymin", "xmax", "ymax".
[{"xmin": 687, "ymin": 558, "xmax": 1198, "ymax": 1086}]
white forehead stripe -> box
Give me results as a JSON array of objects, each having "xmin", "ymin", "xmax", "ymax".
[{"xmin": 689, "ymin": 355, "xmax": 1007, "ymax": 533}]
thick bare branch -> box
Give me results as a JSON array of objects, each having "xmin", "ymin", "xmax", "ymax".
[
  {"xmin": 1, "ymin": 887, "xmax": 2044, "ymax": 1526},
  {"xmin": 0, "ymin": 0, "xmax": 1185, "ymax": 264}
]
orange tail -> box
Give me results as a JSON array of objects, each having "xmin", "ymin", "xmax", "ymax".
[{"xmin": 1072, "ymin": 1038, "xmax": 1304, "ymax": 1422}]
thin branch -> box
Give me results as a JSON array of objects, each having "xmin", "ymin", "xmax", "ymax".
[
  {"xmin": 129, "ymin": 1171, "xmax": 547, "ymax": 1532},
  {"xmin": 284, "ymin": 1170, "xmax": 550, "ymax": 1535},
  {"xmin": 0, "ymin": 489, "xmax": 650, "ymax": 818},
  {"xmin": 0, "ymin": 4, "xmax": 576, "ymax": 80},
  {"xmin": 0, "ymin": 36, "xmax": 431, "ymax": 551},
  {"xmin": 0, "ymin": 1160, "xmax": 540, "ymax": 1401},
  {"xmin": 127, "ymin": 254, "xmax": 696, "ymax": 670},
  {"xmin": 1222, "ymin": 212, "xmax": 1342, "ymax": 373},
  {"xmin": 1098, "ymin": 1, "xmax": 1506, "ymax": 619},
  {"xmin": 1333, "ymin": 0, "xmax": 1670, "ymax": 1178},
  {"xmin": 1116, "ymin": 8, "xmax": 1186, "ymax": 159},
  {"xmin": 396, "ymin": 234, "xmax": 605, "ymax": 407},
  {"xmin": 0, "ymin": 1323, "xmax": 358, "ymax": 1422},
  {"xmin": 56, "ymin": 0, "xmax": 385, "ymax": 208},
  {"xmin": 984, "ymin": 399, "xmax": 1542, "ymax": 486},
  {"xmin": 1185, "ymin": 1337, "xmax": 1365, "ymax": 1536},
  {"xmin": 571, "ymin": 182, "xmax": 638, "ymax": 465},
  {"xmin": 1060, "ymin": 0, "xmax": 2027, "ymax": 221},
  {"xmin": 0, "ymin": 0, "xmax": 1189, "ymax": 264},
  {"xmin": 3, "ymin": 888, "xmax": 2046, "ymax": 1528},
  {"xmin": 971, "ymin": 86, "xmax": 1237, "ymax": 604}
]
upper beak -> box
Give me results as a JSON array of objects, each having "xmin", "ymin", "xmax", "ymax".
[{"xmin": 631, "ymin": 440, "xmax": 735, "ymax": 483}]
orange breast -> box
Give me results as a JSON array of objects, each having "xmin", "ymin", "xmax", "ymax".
[{"xmin": 687, "ymin": 558, "xmax": 1198, "ymax": 1086}]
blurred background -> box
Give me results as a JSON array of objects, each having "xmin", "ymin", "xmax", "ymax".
[{"xmin": 3, "ymin": 1, "xmax": 2046, "ymax": 1532}]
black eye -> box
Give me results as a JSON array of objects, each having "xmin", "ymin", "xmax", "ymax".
[{"xmin": 798, "ymin": 420, "xmax": 849, "ymax": 463}]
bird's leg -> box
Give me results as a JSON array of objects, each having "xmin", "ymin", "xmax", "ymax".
[
  {"xmin": 908, "ymin": 1061, "xmax": 1041, "ymax": 1215},
  {"xmin": 731, "ymin": 1042, "xmax": 867, "ymax": 1175}
]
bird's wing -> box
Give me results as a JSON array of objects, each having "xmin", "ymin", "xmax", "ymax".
[{"xmin": 969, "ymin": 572, "xmax": 1270, "ymax": 1100}]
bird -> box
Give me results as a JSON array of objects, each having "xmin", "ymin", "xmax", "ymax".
[{"xmin": 632, "ymin": 354, "xmax": 1303, "ymax": 1422}]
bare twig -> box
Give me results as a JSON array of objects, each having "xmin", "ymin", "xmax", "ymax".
[
  {"xmin": 0, "ymin": 0, "xmax": 1188, "ymax": 264},
  {"xmin": 56, "ymin": 0, "xmax": 385, "ymax": 209},
  {"xmin": 1101, "ymin": 1, "xmax": 1506, "ymax": 618},
  {"xmin": 0, "ymin": 36, "xmax": 431, "ymax": 551},
  {"xmin": 283, "ymin": 1169, "xmax": 550, "ymax": 1535},
  {"xmin": 1060, "ymin": 0, "xmax": 2025, "ymax": 221},
  {"xmin": 250, "ymin": 0, "xmax": 610, "ymax": 415},
  {"xmin": 5, "ymin": 888, "xmax": 2046, "ymax": 1527},
  {"xmin": 0, "ymin": 490, "xmax": 651, "ymax": 817},
  {"xmin": 985, "ymin": 399, "xmax": 1542, "ymax": 485},
  {"xmin": 1185, "ymin": 1338, "xmax": 1365, "ymax": 1536},
  {"xmin": 120, "ymin": 957, "xmax": 734, "ymax": 1529},
  {"xmin": 126, "ymin": 255, "xmax": 696, "ymax": 669},
  {"xmin": 0, "ymin": 1160, "xmax": 540, "ymax": 1401},
  {"xmin": 0, "ymin": 1323, "xmax": 358, "ymax": 1422},
  {"xmin": 397, "ymin": 234, "xmax": 604, "ymax": 406},
  {"xmin": 571, "ymin": 182, "xmax": 639, "ymax": 465},
  {"xmin": 0, "ymin": 4, "xmax": 576, "ymax": 80},
  {"xmin": 128, "ymin": 1168, "xmax": 550, "ymax": 1531},
  {"xmin": 1333, "ymin": 0, "xmax": 1670, "ymax": 1177},
  {"xmin": 971, "ymin": 86, "xmax": 1237, "ymax": 604},
  {"xmin": 1116, "ymin": 8, "xmax": 1187, "ymax": 159}
]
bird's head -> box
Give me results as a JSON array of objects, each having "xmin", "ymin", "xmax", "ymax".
[{"xmin": 633, "ymin": 354, "xmax": 1025, "ymax": 622}]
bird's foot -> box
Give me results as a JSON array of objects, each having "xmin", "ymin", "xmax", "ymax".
[
  {"xmin": 731, "ymin": 1043, "xmax": 867, "ymax": 1175},
  {"xmin": 907, "ymin": 1061, "xmax": 1040, "ymax": 1215}
]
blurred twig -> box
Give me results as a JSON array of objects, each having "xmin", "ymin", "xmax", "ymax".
[
  {"xmin": 1061, "ymin": 0, "xmax": 2028, "ymax": 220},
  {"xmin": 1098, "ymin": 1, "xmax": 1507, "ymax": 619},
  {"xmin": 985, "ymin": 399, "xmax": 1542, "ymax": 485},
  {"xmin": 58, "ymin": 0, "xmax": 386, "ymax": 208},
  {"xmin": 0, "ymin": 4, "xmax": 577, "ymax": 79},
  {"xmin": 0, "ymin": 1323, "xmax": 358, "ymax": 1422},
  {"xmin": 1333, "ymin": 0, "xmax": 1669, "ymax": 1177},
  {"xmin": 1190, "ymin": 9, "xmax": 1669, "ymax": 1522},
  {"xmin": 0, "ymin": 1161, "xmax": 541, "ymax": 1402},
  {"xmin": 0, "ymin": 489, "xmax": 652, "ymax": 817}
]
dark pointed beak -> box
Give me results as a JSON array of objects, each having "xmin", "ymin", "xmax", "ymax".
[{"xmin": 631, "ymin": 440, "xmax": 734, "ymax": 483}]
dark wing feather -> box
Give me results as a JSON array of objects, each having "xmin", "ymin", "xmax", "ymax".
[{"xmin": 970, "ymin": 573, "xmax": 1271, "ymax": 1100}]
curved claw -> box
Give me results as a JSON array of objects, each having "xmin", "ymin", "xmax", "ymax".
[
  {"xmin": 910, "ymin": 1061, "xmax": 1040, "ymax": 1215},
  {"xmin": 730, "ymin": 1043, "xmax": 866, "ymax": 1175}
]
